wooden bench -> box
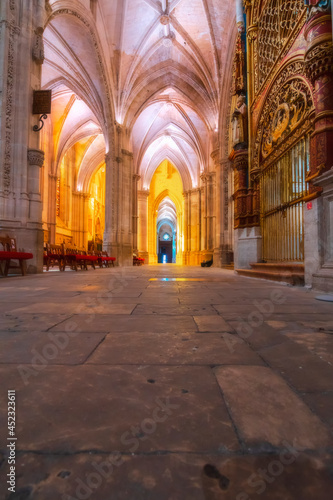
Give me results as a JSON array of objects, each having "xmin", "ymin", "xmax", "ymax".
[{"xmin": 0, "ymin": 236, "xmax": 33, "ymax": 276}]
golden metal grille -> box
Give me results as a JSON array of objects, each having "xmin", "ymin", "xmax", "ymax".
[
  {"xmin": 261, "ymin": 137, "xmax": 309, "ymax": 262},
  {"xmin": 256, "ymin": 0, "xmax": 306, "ymax": 90}
]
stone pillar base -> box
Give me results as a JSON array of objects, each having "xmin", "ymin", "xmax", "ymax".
[
  {"xmin": 234, "ymin": 226, "xmax": 262, "ymax": 269},
  {"xmin": 213, "ymin": 246, "xmax": 234, "ymax": 267},
  {"xmin": 304, "ymin": 196, "xmax": 322, "ymax": 287},
  {"xmin": 103, "ymin": 243, "xmax": 133, "ymax": 266},
  {"xmin": 308, "ymin": 167, "xmax": 333, "ymax": 292},
  {"xmin": 312, "ymin": 269, "xmax": 333, "ymax": 293}
]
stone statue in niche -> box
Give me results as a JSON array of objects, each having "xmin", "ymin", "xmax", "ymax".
[{"xmin": 232, "ymin": 94, "xmax": 248, "ymax": 148}]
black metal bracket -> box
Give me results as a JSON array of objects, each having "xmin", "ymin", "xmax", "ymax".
[{"xmin": 33, "ymin": 114, "xmax": 48, "ymax": 132}]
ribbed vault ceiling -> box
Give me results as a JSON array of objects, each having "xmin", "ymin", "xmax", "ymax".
[{"xmin": 43, "ymin": 0, "xmax": 236, "ymax": 190}]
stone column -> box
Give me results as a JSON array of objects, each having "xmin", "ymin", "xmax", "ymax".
[
  {"xmin": 103, "ymin": 125, "xmax": 134, "ymax": 265},
  {"xmin": 138, "ymin": 189, "xmax": 149, "ymax": 262},
  {"xmin": 206, "ymin": 172, "xmax": 216, "ymax": 253},
  {"xmin": 188, "ymin": 189, "xmax": 192, "ymax": 259},
  {"xmin": 48, "ymin": 173, "xmax": 57, "ymax": 243},
  {"xmin": 103, "ymin": 151, "xmax": 115, "ymax": 255},
  {"xmin": 71, "ymin": 191, "xmax": 88, "ymax": 248},
  {"xmin": 183, "ymin": 191, "xmax": 189, "ymax": 264},
  {"xmin": 0, "ymin": 0, "xmax": 46, "ymax": 272},
  {"xmin": 231, "ymin": 148, "xmax": 261, "ymax": 269},
  {"xmin": 82, "ymin": 193, "xmax": 90, "ymax": 250},
  {"xmin": 132, "ymin": 174, "xmax": 140, "ymax": 253},
  {"xmin": 200, "ymin": 175, "xmax": 207, "ymax": 256},
  {"xmin": 311, "ymin": 168, "xmax": 333, "ymax": 291},
  {"xmin": 303, "ymin": 1, "xmax": 333, "ymax": 289},
  {"xmin": 212, "ymin": 154, "xmax": 222, "ymax": 267},
  {"xmin": 218, "ymin": 159, "xmax": 234, "ymax": 267},
  {"xmin": 27, "ymin": 148, "xmax": 44, "ymax": 222},
  {"xmin": 120, "ymin": 147, "xmax": 134, "ymax": 265},
  {"xmin": 304, "ymin": 1, "xmax": 333, "ymax": 181}
]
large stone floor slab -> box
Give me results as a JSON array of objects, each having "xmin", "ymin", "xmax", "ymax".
[
  {"xmin": 214, "ymin": 366, "xmax": 332, "ymax": 451},
  {"xmin": 259, "ymin": 341, "xmax": 333, "ymax": 392},
  {"xmin": 0, "ymin": 331, "xmax": 106, "ymax": 364},
  {"xmin": 50, "ymin": 314, "xmax": 198, "ymax": 333},
  {"xmin": 87, "ymin": 332, "xmax": 263, "ymax": 366},
  {"xmin": 0, "ymin": 265, "xmax": 332, "ymax": 499},
  {"xmin": 2, "ymin": 452, "xmax": 332, "ymax": 500},
  {"xmin": 10, "ymin": 302, "xmax": 136, "ymax": 315},
  {"xmin": 0, "ymin": 365, "xmax": 239, "ymax": 454}
]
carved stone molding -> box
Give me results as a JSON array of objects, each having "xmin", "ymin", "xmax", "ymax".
[
  {"xmin": 305, "ymin": 40, "xmax": 333, "ymax": 83},
  {"xmin": 261, "ymin": 80, "xmax": 312, "ymax": 160},
  {"xmin": 210, "ymin": 148, "xmax": 220, "ymax": 166},
  {"xmin": 2, "ymin": 19, "xmax": 20, "ymax": 191},
  {"xmin": 232, "ymin": 31, "xmax": 246, "ymax": 95},
  {"xmin": 252, "ymin": 0, "xmax": 307, "ymax": 99},
  {"xmin": 253, "ymin": 62, "xmax": 314, "ymax": 172},
  {"xmin": 27, "ymin": 149, "xmax": 45, "ymax": 167},
  {"xmin": 138, "ymin": 190, "xmax": 150, "ymax": 197},
  {"xmin": 32, "ymin": 29, "xmax": 45, "ymax": 64}
]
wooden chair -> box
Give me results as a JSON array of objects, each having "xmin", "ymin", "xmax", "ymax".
[
  {"xmin": 0, "ymin": 236, "xmax": 33, "ymax": 276},
  {"xmin": 98, "ymin": 251, "xmax": 116, "ymax": 268},
  {"xmin": 44, "ymin": 243, "xmax": 65, "ymax": 271}
]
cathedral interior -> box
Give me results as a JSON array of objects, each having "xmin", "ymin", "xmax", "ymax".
[{"xmin": 0, "ymin": 1, "xmax": 333, "ymax": 499}]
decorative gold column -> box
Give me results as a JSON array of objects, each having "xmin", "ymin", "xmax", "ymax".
[{"xmin": 304, "ymin": 2, "xmax": 333, "ymax": 186}]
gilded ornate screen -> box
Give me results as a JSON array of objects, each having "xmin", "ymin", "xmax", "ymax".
[{"xmin": 252, "ymin": 0, "xmax": 307, "ymax": 94}]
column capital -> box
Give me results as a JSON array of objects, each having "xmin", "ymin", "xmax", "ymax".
[
  {"xmin": 27, "ymin": 149, "xmax": 44, "ymax": 167},
  {"xmin": 210, "ymin": 148, "xmax": 220, "ymax": 166}
]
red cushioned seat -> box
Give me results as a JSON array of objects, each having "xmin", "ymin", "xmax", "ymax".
[
  {"xmin": 76, "ymin": 255, "xmax": 88, "ymax": 260},
  {"xmin": 0, "ymin": 251, "xmax": 33, "ymax": 260}
]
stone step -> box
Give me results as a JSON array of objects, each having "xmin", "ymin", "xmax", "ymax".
[
  {"xmin": 235, "ymin": 264, "xmax": 304, "ymax": 286},
  {"xmin": 250, "ymin": 262, "xmax": 304, "ymax": 273}
]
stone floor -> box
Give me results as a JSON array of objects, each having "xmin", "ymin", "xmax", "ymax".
[{"xmin": 0, "ymin": 265, "xmax": 333, "ymax": 500}]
